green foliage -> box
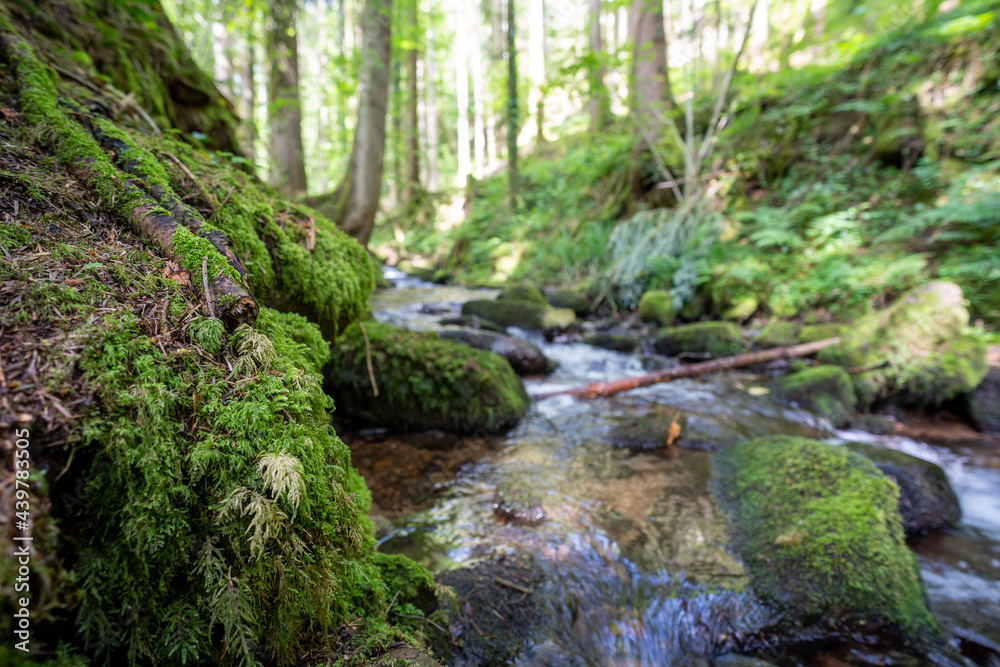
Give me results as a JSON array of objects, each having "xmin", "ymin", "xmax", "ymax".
[{"xmin": 713, "ymin": 436, "xmax": 939, "ymax": 640}]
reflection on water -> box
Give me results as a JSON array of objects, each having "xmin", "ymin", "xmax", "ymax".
[{"xmin": 368, "ymin": 274, "xmax": 1000, "ymax": 662}]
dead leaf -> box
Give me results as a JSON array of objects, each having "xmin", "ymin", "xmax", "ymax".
[
  {"xmin": 665, "ymin": 410, "xmax": 682, "ymax": 447},
  {"xmin": 0, "ymin": 107, "xmax": 18, "ymax": 119}
]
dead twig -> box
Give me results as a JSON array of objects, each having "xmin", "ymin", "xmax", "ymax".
[
  {"xmin": 493, "ymin": 576, "xmax": 533, "ymax": 595},
  {"xmin": 162, "ymin": 152, "xmax": 218, "ymax": 209},
  {"xmin": 208, "ymin": 186, "xmax": 237, "ymax": 220},
  {"xmin": 358, "ymin": 322, "xmax": 379, "ymax": 397},
  {"xmin": 202, "ymin": 257, "xmax": 216, "ymax": 319}
]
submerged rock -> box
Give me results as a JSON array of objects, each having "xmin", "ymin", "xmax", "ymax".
[
  {"xmin": 549, "ymin": 288, "xmax": 591, "ymax": 316},
  {"xmin": 439, "ymin": 328, "xmax": 557, "ymax": 376},
  {"xmin": 325, "ymin": 321, "xmax": 530, "ymax": 433},
  {"xmin": 654, "ymin": 322, "xmax": 745, "ymax": 358},
  {"xmin": 755, "ymin": 321, "xmax": 802, "ymax": 348},
  {"xmin": 845, "ymin": 441, "xmax": 960, "ymax": 537},
  {"xmin": 772, "ymin": 365, "xmax": 857, "ymax": 427},
  {"xmin": 582, "ymin": 333, "xmax": 640, "ymax": 353},
  {"xmin": 493, "ymin": 483, "xmax": 546, "ymax": 525},
  {"xmin": 713, "ymin": 436, "xmax": 939, "ymax": 641},
  {"xmin": 970, "ymin": 366, "xmax": 1000, "ymax": 433},
  {"xmin": 638, "ymin": 290, "xmax": 676, "ymax": 327},
  {"xmin": 818, "ymin": 281, "xmax": 980, "ymax": 406}
]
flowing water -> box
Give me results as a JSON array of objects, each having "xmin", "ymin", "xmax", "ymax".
[{"xmin": 365, "ymin": 269, "xmax": 1000, "ymax": 665}]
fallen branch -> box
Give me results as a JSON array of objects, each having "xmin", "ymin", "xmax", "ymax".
[
  {"xmin": 493, "ymin": 576, "xmax": 533, "ymax": 595},
  {"xmin": 533, "ymin": 337, "xmax": 841, "ymax": 401}
]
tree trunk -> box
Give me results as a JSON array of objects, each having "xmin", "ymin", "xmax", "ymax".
[
  {"xmin": 471, "ymin": 6, "xmax": 487, "ymax": 179},
  {"xmin": 338, "ymin": 0, "xmax": 392, "ymax": 246},
  {"xmin": 390, "ymin": 58, "xmax": 401, "ymax": 206},
  {"xmin": 456, "ymin": 0, "xmax": 472, "ymax": 185},
  {"xmin": 629, "ymin": 0, "xmax": 671, "ymax": 143},
  {"xmin": 425, "ymin": 19, "xmax": 439, "ymax": 192},
  {"xmin": 267, "ymin": 0, "xmax": 308, "ymax": 196},
  {"xmin": 336, "ymin": 0, "xmax": 348, "ymax": 153},
  {"xmin": 506, "ymin": 0, "xmax": 518, "ymax": 209},
  {"xmin": 402, "ymin": 0, "xmax": 420, "ymax": 205},
  {"xmin": 528, "ymin": 0, "xmax": 546, "ymax": 145},
  {"xmin": 588, "ymin": 0, "xmax": 608, "ymax": 136},
  {"xmin": 238, "ymin": 36, "xmax": 257, "ymax": 161}
]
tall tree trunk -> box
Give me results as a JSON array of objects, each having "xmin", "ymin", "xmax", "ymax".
[
  {"xmin": 527, "ymin": 0, "xmax": 546, "ymax": 145},
  {"xmin": 336, "ymin": 0, "xmax": 348, "ymax": 153},
  {"xmin": 338, "ymin": 0, "xmax": 392, "ymax": 246},
  {"xmin": 588, "ymin": 0, "xmax": 608, "ymax": 136},
  {"xmin": 238, "ymin": 36, "xmax": 257, "ymax": 161},
  {"xmin": 506, "ymin": 0, "xmax": 518, "ymax": 208},
  {"xmin": 471, "ymin": 5, "xmax": 487, "ymax": 179},
  {"xmin": 390, "ymin": 58, "xmax": 401, "ymax": 206},
  {"xmin": 455, "ymin": 0, "xmax": 471, "ymax": 185},
  {"xmin": 213, "ymin": 21, "xmax": 233, "ymax": 101},
  {"xmin": 267, "ymin": 0, "xmax": 308, "ymax": 196},
  {"xmin": 628, "ymin": 0, "xmax": 671, "ymax": 143},
  {"xmin": 425, "ymin": 17, "xmax": 439, "ymax": 192},
  {"xmin": 402, "ymin": 0, "xmax": 420, "ymax": 205}
]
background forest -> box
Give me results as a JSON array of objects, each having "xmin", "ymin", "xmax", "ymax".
[{"xmin": 166, "ymin": 0, "xmax": 999, "ymax": 329}]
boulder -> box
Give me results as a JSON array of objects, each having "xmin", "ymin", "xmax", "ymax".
[
  {"xmin": 542, "ymin": 307, "xmax": 578, "ymax": 336},
  {"xmin": 438, "ymin": 328, "xmax": 556, "ymax": 376},
  {"xmin": 462, "ymin": 299, "xmax": 547, "ymax": 329},
  {"xmin": 680, "ymin": 294, "xmax": 708, "ymax": 322},
  {"xmin": 772, "ymin": 365, "xmax": 857, "ymax": 427},
  {"xmin": 818, "ymin": 282, "xmax": 974, "ymax": 406},
  {"xmin": 439, "ymin": 315, "xmax": 507, "ymax": 333},
  {"xmin": 845, "ymin": 442, "xmax": 961, "ymax": 537},
  {"xmin": 799, "ymin": 323, "xmax": 845, "ymax": 344},
  {"xmin": 654, "ymin": 322, "xmax": 745, "ymax": 358},
  {"xmin": 722, "ymin": 296, "xmax": 758, "ymax": 322},
  {"xmin": 756, "ymin": 321, "xmax": 802, "ymax": 348},
  {"xmin": 905, "ymin": 335, "xmax": 988, "ymax": 406},
  {"xmin": 713, "ymin": 436, "xmax": 939, "ymax": 640},
  {"xmin": 497, "ymin": 282, "xmax": 547, "ymax": 306},
  {"xmin": 548, "ymin": 288, "xmax": 591, "ymax": 316},
  {"xmin": 324, "ymin": 321, "xmax": 530, "ymax": 433},
  {"xmin": 970, "ymin": 366, "xmax": 1000, "ymax": 433},
  {"xmin": 638, "ymin": 290, "xmax": 676, "ymax": 327},
  {"xmin": 582, "ymin": 333, "xmax": 640, "ymax": 353}
]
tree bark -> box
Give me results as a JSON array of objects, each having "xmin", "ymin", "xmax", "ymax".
[
  {"xmin": 528, "ymin": 0, "xmax": 546, "ymax": 145},
  {"xmin": 402, "ymin": 0, "xmax": 420, "ymax": 205},
  {"xmin": 238, "ymin": 34, "xmax": 257, "ymax": 161},
  {"xmin": 470, "ymin": 6, "xmax": 487, "ymax": 179},
  {"xmin": 267, "ymin": 0, "xmax": 308, "ymax": 196},
  {"xmin": 456, "ymin": 0, "xmax": 472, "ymax": 185},
  {"xmin": 629, "ymin": 0, "xmax": 671, "ymax": 142},
  {"xmin": 506, "ymin": 0, "xmax": 518, "ymax": 209},
  {"xmin": 588, "ymin": 0, "xmax": 609, "ymax": 136},
  {"xmin": 534, "ymin": 338, "xmax": 841, "ymax": 401},
  {"xmin": 338, "ymin": 0, "xmax": 392, "ymax": 246},
  {"xmin": 425, "ymin": 18, "xmax": 439, "ymax": 192}
]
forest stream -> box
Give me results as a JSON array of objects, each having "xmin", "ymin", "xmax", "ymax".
[{"xmin": 353, "ymin": 269, "xmax": 1000, "ymax": 666}]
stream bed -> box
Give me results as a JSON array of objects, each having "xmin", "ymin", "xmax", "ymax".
[{"xmin": 358, "ymin": 270, "xmax": 1000, "ymax": 666}]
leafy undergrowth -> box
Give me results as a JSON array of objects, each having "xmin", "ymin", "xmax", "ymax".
[{"xmin": 376, "ymin": 1, "xmax": 1000, "ymax": 328}]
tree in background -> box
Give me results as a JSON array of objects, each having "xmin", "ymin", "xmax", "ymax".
[
  {"xmin": 528, "ymin": 0, "xmax": 547, "ymax": 145},
  {"xmin": 588, "ymin": 0, "xmax": 609, "ymax": 137},
  {"xmin": 629, "ymin": 0, "xmax": 671, "ymax": 144},
  {"xmin": 506, "ymin": 0, "xmax": 518, "ymax": 208},
  {"xmin": 402, "ymin": 0, "xmax": 421, "ymax": 205},
  {"xmin": 268, "ymin": 0, "xmax": 308, "ymax": 195}
]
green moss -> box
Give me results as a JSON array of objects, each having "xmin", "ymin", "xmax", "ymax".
[
  {"xmin": 170, "ymin": 225, "xmax": 240, "ymax": 283},
  {"xmin": 818, "ymin": 282, "xmax": 969, "ymax": 406},
  {"xmin": 638, "ymin": 290, "xmax": 676, "ymax": 327},
  {"xmin": 542, "ymin": 307, "xmax": 576, "ymax": 332},
  {"xmin": 325, "ymin": 321, "xmax": 530, "ymax": 433},
  {"xmin": 713, "ymin": 436, "xmax": 939, "ymax": 640},
  {"xmin": 497, "ymin": 282, "xmax": 547, "ymax": 306},
  {"xmin": 722, "ymin": 296, "xmax": 759, "ymax": 322},
  {"xmin": 582, "ymin": 333, "xmax": 638, "ymax": 352},
  {"xmin": 755, "ymin": 321, "xmax": 801, "ymax": 348},
  {"xmin": 772, "ymin": 365, "xmax": 857, "ymax": 427},
  {"xmin": 188, "ymin": 316, "xmax": 224, "ymax": 355},
  {"xmin": 374, "ymin": 552, "xmax": 437, "ymax": 617},
  {"xmin": 461, "ymin": 299, "xmax": 548, "ymax": 330},
  {"xmin": 800, "ymin": 323, "xmax": 845, "ymax": 344},
  {"xmin": 653, "ymin": 322, "xmax": 745, "ymax": 357},
  {"xmin": 548, "ymin": 289, "xmax": 590, "ymax": 316},
  {"xmin": 905, "ymin": 334, "xmax": 988, "ymax": 406}
]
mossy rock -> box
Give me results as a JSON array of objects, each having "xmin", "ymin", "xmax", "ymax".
[
  {"xmin": 582, "ymin": 333, "xmax": 639, "ymax": 353},
  {"xmin": 653, "ymin": 322, "xmax": 744, "ymax": 357},
  {"xmin": 548, "ymin": 288, "xmax": 590, "ymax": 316},
  {"xmin": 439, "ymin": 315, "xmax": 507, "ymax": 333},
  {"xmin": 439, "ymin": 328, "xmax": 556, "ymax": 376},
  {"xmin": 818, "ymin": 282, "xmax": 971, "ymax": 407},
  {"xmin": 713, "ymin": 436, "xmax": 939, "ymax": 640},
  {"xmin": 679, "ymin": 294, "xmax": 707, "ymax": 322},
  {"xmin": 542, "ymin": 307, "xmax": 577, "ymax": 334},
  {"xmin": 772, "ymin": 365, "xmax": 857, "ymax": 427},
  {"xmin": 756, "ymin": 321, "xmax": 802, "ymax": 348},
  {"xmin": 638, "ymin": 290, "xmax": 676, "ymax": 327},
  {"xmin": 497, "ymin": 282, "xmax": 547, "ymax": 306},
  {"xmin": 970, "ymin": 367, "xmax": 1000, "ymax": 433},
  {"xmin": 325, "ymin": 321, "xmax": 530, "ymax": 433},
  {"xmin": 722, "ymin": 296, "xmax": 758, "ymax": 322},
  {"xmin": 462, "ymin": 299, "xmax": 548, "ymax": 330},
  {"xmin": 905, "ymin": 335, "xmax": 988, "ymax": 406},
  {"xmin": 845, "ymin": 442, "xmax": 960, "ymax": 537},
  {"xmin": 374, "ymin": 551, "xmax": 438, "ymax": 616},
  {"xmin": 800, "ymin": 323, "xmax": 845, "ymax": 344}
]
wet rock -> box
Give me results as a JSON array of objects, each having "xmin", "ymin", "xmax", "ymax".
[
  {"xmin": 581, "ymin": 333, "xmax": 639, "ymax": 353},
  {"xmin": 549, "ymin": 289, "xmax": 591, "ymax": 316},
  {"xmin": 497, "ymin": 282, "xmax": 547, "ymax": 306},
  {"xmin": 439, "ymin": 328, "xmax": 557, "ymax": 376},
  {"xmin": 755, "ymin": 321, "xmax": 801, "ymax": 348},
  {"xmin": 462, "ymin": 298, "xmax": 548, "ymax": 329},
  {"xmin": 845, "ymin": 441, "xmax": 961, "ymax": 536},
  {"xmin": 848, "ymin": 413, "xmax": 898, "ymax": 435},
  {"xmin": 800, "ymin": 323, "xmax": 845, "ymax": 344},
  {"xmin": 653, "ymin": 322, "xmax": 745, "ymax": 358},
  {"xmin": 493, "ymin": 483, "xmax": 546, "ymax": 525},
  {"xmin": 325, "ymin": 321, "xmax": 530, "ymax": 433},
  {"xmin": 608, "ymin": 411, "xmax": 679, "ymax": 452},
  {"xmin": 638, "ymin": 290, "xmax": 676, "ymax": 327},
  {"xmin": 439, "ymin": 315, "xmax": 507, "ymax": 333},
  {"xmin": 970, "ymin": 366, "xmax": 1000, "ymax": 433},
  {"xmin": 711, "ymin": 655, "xmax": 777, "ymax": 667},
  {"xmin": 436, "ymin": 554, "xmax": 545, "ymax": 667},
  {"xmin": 772, "ymin": 365, "xmax": 857, "ymax": 427},
  {"xmin": 904, "ymin": 335, "xmax": 988, "ymax": 407},
  {"xmin": 722, "ymin": 297, "xmax": 758, "ymax": 322},
  {"xmin": 377, "ymin": 645, "xmax": 445, "ymax": 667},
  {"xmin": 818, "ymin": 281, "xmax": 979, "ymax": 407},
  {"xmin": 543, "ymin": 308, "xmax": 578, "ymax": 337},
  {"xmin": 713, "ymin": 436, "xmax": 940, "ymax": 641}
]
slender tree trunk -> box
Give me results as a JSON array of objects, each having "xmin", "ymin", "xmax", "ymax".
[
  {"xmin": 338, "ymin": 0, "xmax": 392, "ymax": 246},
  {"xmin": 506, "ymin": 0, "xmax": 518, "ymax": 209},
  {"xmin": 390, "ymin": 58, "xmax": 401, "ymax": 206},
  {"xmin": 455, "ymin": 0, "xmax": 471, "ymax": 185},
  {"xmin": 528, "ymin": 0, "xmax": 546, "ymax": 145},
  {"xmin": 628, "ymin": 0, "xmax": 671, "ymax": 142},
  {"xmin": 267, "ymin": 0, "xmax": 308, "ymax": 196},
  {"xmin": 238, "ymin": 36, "xmax": 257, "ymax": 161},
  {"xmin": 336, "ymin": 0, "xmax": 348, "ymax": 153},
  {"xmin": 213, "ymin": 21, "xmax": 233, "ymax": 101},
  {"xmin": 425, "ymin": 19, "xmax": 439, "ymax": 192},
  {"xmin": 402, "ymin": 0, "xmax": 420, "ymax": 205},
  {"xmin": 588, "ymin": 0, "xmax": 608, "ymax": 136},
  {"xmin": 471, "ymin": 7, "xmax": 487, "ymax": 179}
]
